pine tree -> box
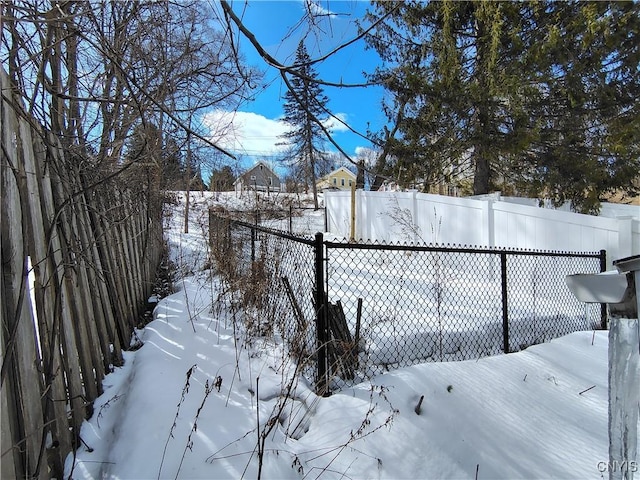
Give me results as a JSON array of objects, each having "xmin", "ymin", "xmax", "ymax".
[
  {"xmin": 280, "ymin": 41, "xmax": 329, "ymax": 210},
  {"xmin": 209, "ymin": 166, "xmax": 235, "ymax": 191},
  {"xmin": 161, "ymin": 137, "xmax": 185, "ymax": 190},
  {"xmin": 520, "ymin": 1, "xmax": 640, "ymax": 212},
  {"xmin": 365, "ymin": 1, "xmax": 534, "ymax": 195},
  {"xmin": 364, "ymin": 0, "xmax": 640, "ymax": 212},
  {"xmin": 125, "ymin": 124, "xmax": 189, "ymax": 190}
]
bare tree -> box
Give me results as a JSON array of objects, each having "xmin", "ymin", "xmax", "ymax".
[{"xmin": 2, "ymin": 1, "xmax": 255, "ymax": 169}]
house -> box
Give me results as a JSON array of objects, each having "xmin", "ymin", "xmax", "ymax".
[
  {"xmin": 316, "ymin": 167, "xmax": 357, "ymax": 191},
  {"xmin": 234, "ymin": 161, "xmax": 281, "ymax": 194}
]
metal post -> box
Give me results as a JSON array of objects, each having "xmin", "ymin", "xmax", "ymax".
[
  {"xmin": 324, "ymin": 205, "xmax": 328, "ymax": 233},
  {"xmin": 251, "ymin": 227, "xmax": 255, "ymax": 264},
  {"xmin": 350, "ymin": 183, "xmax": 356, "ymax": 242},
  {"xmin": 501, "ymin": 252, "xmax": 509, "ymax": 353},
  {"xmin": 289, "ymin": 205, "xmax": 293, "ymax": 234},
  {"xmin": 609, "ymin": 255, "xmax": 640, "ymax": 480},
  {"xmin": 314, "ymin": 232, "xmax": 328, "ymax": 395},
  {"xmin": 608, "ymin": 315, "xmax": 639, "ymax": 480},
  {"xmin": 600, "ymin": 249, "xmax": 608, "ymax": 330}
]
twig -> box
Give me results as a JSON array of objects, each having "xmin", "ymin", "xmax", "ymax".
[
  {"xmin": 578, "ymin": 385, "xmax": 596, "ymax": 395},
  {"xmin": 256, "ymin": 377, "xmax": 263, "ymax": 480},
  {"xmin": 175, "ymin": 379, "xmax": 214, "ymax": 480},
  {"xmin": 158, "ymin": 365, "xmax": 196, "ymax": 479}
]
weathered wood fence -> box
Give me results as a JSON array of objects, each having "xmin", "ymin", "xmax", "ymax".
[{"xmin": 1, "ymin": 70, "xmax": 163, "ymax": 477}]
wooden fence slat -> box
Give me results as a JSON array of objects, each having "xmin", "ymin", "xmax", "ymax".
[
  {"xmin": 1, "ymin": 88, "xmax": 46, "ymax": 478},
  {"xmin": 50, "ymin": 143, "xmax": 101, "ymax": 402},
  {"xmin": 128, "ymin": 196, "xmax": 143, "ymax": 310},
  {"xmin": 0, "ymin": 229, "xmax": 19, "ymax": 480},
  {"xmin": 89, "ymin": 188, "xmax": 126, "ymax": 363},
  {"xmin": 116, "ymin": 194, "xmax": 138, "ymax": 322},
  {"xmin": 64, "ymin": 165, "xmax": 107, "ymax": 394},
  {"xmin": 0, "ymin": 282, "xmax": 19, "ymax": 480},
  {"xmin": 0, "ymin": 73, "xmax": 21, "ymax": 480},
  {"xmin": 43, "ymin": 138, "xmax": 89, "ymax": 434},
  {"xmin": 24, "ymin": 132, "xmax": 73, "ymax": 476},
  {"xmin": 75, "ymin": 188, "xmax": 117, "ymax": 373},
  {"xmin": 109, "ymin": 193, "xmax": 134, "ymax": 325},
  {"xmin": 67, "ymin": 194, "xmax": 105, "ymax": 397},
  {"xmin": 124, "ymin": 198, "xmax": 142, "ymax": 315},
  {"xmin": 88, "ymin": 193, "xmax": 128, "ymax": 355},
  {"xmin": 129, "ymin": 192, "xmax": 145, "ymax": 315},
  {"xmin": 97, "ymin": 193, "xmax": 133, "ymax": 345}
]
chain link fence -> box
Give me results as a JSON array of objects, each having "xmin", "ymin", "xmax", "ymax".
[
  {"xmin": 209, "ymin": 211, "xmax": 321, "ymax": 385},
  {"xmin": 210, "ymin": 210, "xmax": 605, "ymax": 393},
  {"xmin": 325, "ymin": 242, "xmax": 605, "ymax": 384}
]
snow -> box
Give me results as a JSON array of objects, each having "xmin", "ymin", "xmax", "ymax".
[{"xmin": 65, "ymin": 191, "xmax": 639, "ymax": 480}]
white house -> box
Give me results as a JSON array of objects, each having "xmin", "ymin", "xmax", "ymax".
[{"xmin": 316, "ymin": 167, "xmax": 357, "ymax": 191}]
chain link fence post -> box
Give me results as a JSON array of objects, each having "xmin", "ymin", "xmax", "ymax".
[
  {"xmin": 314, "ymin": 232, "xmax": 329, "ymax": 395},
  {"xmin": 251, "ymin": 227, "xmax": 256, "ymax": 264},
  {"xmin": 501, "ymin": 252, "xmax": 510, "ymax": 353},
  {"xmin": 599, "ymin": 249, "xmax": 608, "ymax": 329}
]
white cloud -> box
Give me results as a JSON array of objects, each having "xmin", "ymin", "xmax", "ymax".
[
  {"xmin": 302, "ymin": 0, "xmax": 337, "ymax": 18},
  {"xmin": 201, "ymin": 110, "xmax": 290, "ymax": 157},
  {"xmin": 202, "ymin": 109, "xmax": 352, "ymax": 157},
  {"xmin": 323, "ymin": 112, "xmax": 350, "ymax": 133}
]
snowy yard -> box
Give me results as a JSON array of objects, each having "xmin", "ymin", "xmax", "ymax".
[{"xmin": 65, "ymin": 192, "xmax": 638, "ymax": 479}]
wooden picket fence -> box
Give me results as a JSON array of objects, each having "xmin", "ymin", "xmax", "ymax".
[{"xmin": 1, "ymin": 70, "xmax": 164, "ymax": 477}]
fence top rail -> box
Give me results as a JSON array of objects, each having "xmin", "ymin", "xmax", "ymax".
[
  {"xmin": 210, "ymin": 210, "xmax": 316, "ymax": 246},
  {"xmin": 324, "ymin": 238, "xmax": 604, "ymax": 259}
]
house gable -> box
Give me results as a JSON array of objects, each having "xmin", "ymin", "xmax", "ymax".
[
  {"xmin": 318, "ymin": 166, "xmax": 356, "ymax": 190},
  {"xmin": 235, "ymin": 162, "xmax": 281, "ymax": 192}
]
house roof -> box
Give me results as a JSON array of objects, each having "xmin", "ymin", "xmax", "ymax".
[
  {"xmin": 321, "ymin": 166, "xmax": 356, "ymax": 180},
  {"xmin": 234, "ymin": 161, "xmax": 281, "ymax": 185}
]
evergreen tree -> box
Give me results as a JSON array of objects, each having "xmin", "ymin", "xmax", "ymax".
[
  {"xmin": 161, "ymin": 137, "xmax": 185, "ymax": 190},
  {"xmin": 125, "ymin": 124, "xmax": 190, "ymax": 190},
  {"xmin": 364, "ymin": 1, "xmax": 640, "ymax": 212},
  {"xmin": 520, "ymin": 2, "xmax": 640, "ymax": 212},
  {"xmin": 124, "ymin": 123, "xmax": 164, "ymax": 189},
  {"xmin": 209, "ymin": 166, "xmax": 236, "ymax": 191},
  {"xmin": 279, "ymin": 41, "xmax": 330, "ymax": 209}
]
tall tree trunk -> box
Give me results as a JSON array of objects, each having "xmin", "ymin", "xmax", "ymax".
[
  {"xmin": 473, "ymin": 146, "xmax": 491, "ymax": 195},
  {"xmin": 472, "ymin": 8, "xmax": 492, "ymax": 195},
  {"xmin": 184, "ymin": 133, "xmax": 191, "ymax": 233}
]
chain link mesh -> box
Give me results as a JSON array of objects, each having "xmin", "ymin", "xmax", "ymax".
[
  {"xmin": 210, "ymin": 210, "xmax": 604, "ymax": 390},
  {"xmin": 326, "ymin": 242, "xmax": 603, "ymax": 380},
  {"xmin": 209, "ymin": 211, "xmax": 318, "ymax": 382}
]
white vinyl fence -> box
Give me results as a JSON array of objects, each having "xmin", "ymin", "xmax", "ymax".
[{"xmin": 325, "ymin": 190, "xmax": 639, "ymax": 269}]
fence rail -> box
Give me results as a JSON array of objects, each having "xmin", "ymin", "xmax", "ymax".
[
  {"xmin": 209, "ymin": 210, "xmax": 605, "ymax": 395},
  {"xmin": 325, "ymin": 189, "xmax": 638, "ymax": 268}
]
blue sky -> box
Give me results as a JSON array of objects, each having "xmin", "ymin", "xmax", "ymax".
[{"xmin": 203, "ymin": 0, "xmax": 387, "ymax": 172}]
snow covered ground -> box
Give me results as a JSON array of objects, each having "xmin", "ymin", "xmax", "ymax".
[{"xmin": 65, "ymin": 191, "xmax": 638, "ymax": 479}]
